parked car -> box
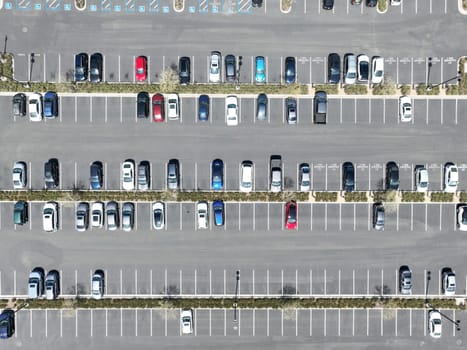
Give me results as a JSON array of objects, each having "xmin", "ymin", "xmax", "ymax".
[
  {"xmin": 240, "ymin": 160, "xmax": 253, "ymax": 193},
  {"xmin": 444, "ymin": 163, "xmax": 458, "ymax": 193},
  {"xmin": 213, "ymin": 200, "xmax": 225, "ymax": 226},
  {"xmin": 179, "ymin": 56, "xmax": 191, "ymax": 85},
  {"xmin": 284, "ymin": 57, "xmax": 296, "ymax": 84},
  {"xmin": 137, "ymin": 92, "xmax": 150, "ymax": 118},
  {"xmin": 270, "ymin": 155, "xmax": 282, "ymax": 192},
  {"xmin": 75, "ymin": 202, "xmax": 89, "ymax": 232},
  {"xmin": 386, "ymin": 161, "xmax": 399, "ymax": 190},
  {"xmin": 13, "ymin": 201, "xmax": 28, "ymax": 225},
  {"xmin": 12, "ymin": 161, "xmax": 27, "ymax": 189},
  {"xmin": 121, "ymin": 160, "xmax": 135, "ymax": 191},
  {"xmin": 371, "ymin": 56, "xmax": 384, "ymax": 84},
  {"xmin": 167, "ymin": 94, "xmax": 179, "ymax": 120},
  {"xmin": 252, "ymin": 0, "xmax": 263, "ymax": 7},
  {"xmin": 457, "ymin": 204, "xmax": 467, "ymax": 231},
  {"xmin": 373, "ymin": 203, "xmax": 385, "ymax": 231},
  {"xmin": 255, "ymin": 56, "xmax": 266, "ymax": 83},
  {"xmin": 209, "ymin": 51, "xmax": 221, "ymax": 83},
  {"xmin": 167, "ymin": 159, "xmax": 180, "ymax": 190},
  {"xmin": 0, "ymin": 309, "xmax": 15, "ymax": 339},
  {"xmin": 198, "ymin": 94, "xmax": 210, "ymax": 121},
  {"xmin": 45, "ymin": 270, "xmax": 60, "ymax": 300},
  {"xmin": 285, "ymin": 201, "xmax": 298, "ymax": 230},
  {"xmin": 328, "ymin": 53, "xmax": 341, "ymax": 84},
  {"xmin": 28, "ymin": 93, "xmax": 43, "ymax": 122},
  {"xmin": 313, "ymin": 91, "xmax": 327, "ymax": 124},
  {"xmin": 44, "ymin": 158, "xmax": 59, "ymax": 189},
  {"xmin": 399, "ymin": 265, "xmax": 412, "ymax": 295},
  {"xmin": 428, "ymin": 310, "xmax": 442, "ymax": 339},
  {"xmin": 43, "ymin": 202, "xmax": 58, "ymax": 232},
  {"xmin": 137, "ymin": 161, "xmax": 150, "ymax": 190},
  {"xmin": 106, "ymin": 201, "xmax": 119, "ymax": 231},
  {"xmin": 135, "ymin": 56, "xmax": 147, "ymax": 82},
  {"xmin": 322, "ymin": 0, "xmax": 334, "ymax": 10},
  {"xmin": 43, "ymin": 91, "xmax": 58, "ymax": 118},
  {"xmin": 121, "ymin": 202, "xmax": 134, "ymax": 232},
  {"xmin": 91, "ymin": 270, "xmax": 105, "ymax": 300},
  {"xmin": 197, "ymin": 201, "xmax": 209, "ymax": 229},
  {"xmin": 399, "ymin": 95, "xmax": 413, "ymax": 122},
  {"xmin": 299, "ymin": 163, "xmax": 311, "ymax": 191},
  {"xmin": 225, "ymin": 54, "xmax": 236, "ymax": 83},
  {"xmin": 152, "ymin": 93, "xmax": 165, "ymax": 122},
  {"xmin": 181, "ymin": 309, "xmax": 193, "ymax": 334},
  {"xmin": 226, "ymin": 95, "xmax": 238, "ymax": 126},
  {"xmin": 211, "ymin": 159, "xmax": 224, "ymax": 190},
  {"xmin": 342, "ymin": 162, "xmax": 355, "ymax": 192},
  {"xmin": 344, "ymin": 54, "xmax": 357, "ymax": 85},
  {"xmin": 74, "ymin": 52, "xmax": 88, "ymax": 81},
  {"xmin": 89, "ymin": 161, "xmax": 103, "ymax": 190},
  {"xmin": 415, "ymin": 166, "xmax": 429, "ymax": 192},
  {"xmin": 286, "ymin": 97, "xmax": 297, "ymax": 124},
  {"xmin": 256, "ymin": 93, "xmax": 268, "ymax": 121},
  {"xmin": 357, "ymin": 54, "xmax": 369, "ymax": 82},
  {"xmin": 12, "ymin": 93, "xmax": 26, "ymax": 117},
  {"xmin": 28, "ymin": 267, "xmax": 45, "ymax": 299},
  {"xmin": 89, "ymin": 53, "xmax": 103, "ymax": 83},
  {"xmin": 152, "ymin": 201, "xmax": 165, "ymax": 230},
  {"xmin": 366, "ymin": 0, "xmax": 377, "ymax": 6},
  {"xmin": 91, "ymin": 202, "xmax": 104, "ymax": 228},
  {"xmin": 390, "ymin": 0, "xmax": 402, "ymax": 5},
  {"xmin": 442, "ymin": 269, "xmax": 456, "ymax": 296}
]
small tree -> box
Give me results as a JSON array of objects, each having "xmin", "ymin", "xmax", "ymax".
[{"xmin": 159, "ymin": 68, "xmax": 179, "ymax": 93}]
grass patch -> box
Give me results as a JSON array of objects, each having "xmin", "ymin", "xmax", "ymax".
[
  {"xmin": 344, "ymin": 84, "xmax": 368, "ymax": 95},
  {"xmin": 344, "ymin": 192, "xmax": 368, "ymax": 202},
  {"xmin": 399, "ymin": 85, "xmax": 411, "ymax": 95},
  {"xmin": 372, "ymin": 77, "xmax": 396, "ymax": 95},
  {"xmin": 313, "ymin": 84, "xmax": 338, "ymax": 95},
  {"xmin": 458, "ymin": 192, "xmax": 467, "ymax": 203},
  {"xmin": 401, "ymin": 192, "xmax": 426, "ymax": 202},
  {"xmin": 430, "ymin": 192, "xmax": 453, "ymax": 202},
  {"xmin": 378, "ymin": 0, "xmax": 388, "ymax": 12},
  {"xmin": 373, "ymin": 191, "xmax": 398, "ymax": 203},
  {"xmin": 416, "ymin": 83, "xmax": 440, "ymax": 95},
  {"xmin": 314, "ymin": 192, "xmax": 338, "ymax": 202},
  {"xmin": 281, "ymin": 0, "xmax": 292, "ymax": 11},
  {"xmin": 0, "ymin": 53, "xmax": 13, "ymax": 79}
]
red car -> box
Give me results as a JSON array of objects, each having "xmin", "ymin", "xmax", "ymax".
[
  {"xmin": 285, "ymin": 201, "xmax": 297, "ymax": 230},
  {"xmin": 152, "ymin": 93, "xmax": 164, "ymax": 122},
  {"xmin": 135, "ymin": 56, "xmax": 147, "ymax": 82}
]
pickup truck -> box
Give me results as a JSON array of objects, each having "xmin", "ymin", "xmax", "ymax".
[{"xmin": 270, "ymin": 155, "xmax": 282, "ymax": 192}]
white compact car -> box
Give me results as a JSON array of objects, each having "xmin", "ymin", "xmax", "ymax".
[
  {"xmin": 371, "ymin": 57, "xmax": 384, "ymax": 84},
  {"xmin": 225, "ymin": 95, "xmax": 238, "ymax": 126},
  {"xmin": 457, "ymin": 204, "xmax": 467, "ymax": 231},
  {"xmin": 121, "ymin": 160, "xmax": 135, "ymax": 190},
  {"xmin": 91, "ymin": 202, "xmax": 104, "ymax": 228},
  {"xmin": 12, "ymin": 161, "xmax": 27, "ymax": 189},
  {"xmin": 43, "ymin": 202, "xmax": 58, "ymax": 232},
  {"xmin": 152, "ymin": 201, "xmax": 165, "ymax": 230},
  {"xmin": 399, "ymin": 96, "xmax": 413, "ymax": 122},
  {"xmin": 28, "ymin": 93, "xmax": 43, "ymax": 122},
  {"xmin": 444, "ymin": 163, "xmax": 458, "ymax": 193},
  {"xmin": 167, "ymin": 94, "xmax": 179, "ymax": 120},
  {"xmin": 209, "ymin": 51, "xmax": 221, "ymax": 83},
  {"xmin": 415, "ymin": 167, "xmax": 429, "ymax": 192},
  {"xmin": 239, "ymin": 161, "xmax": 253, "ymax": 193},
  {"xmin": 442, "ymin": 271, "xmax": 456, "ymax": 296},
  {"xmin": 428, "ymin": 310, "xmax": 441, "ymax": 338},
  {"xmin": 197, "ymin": 201, "xmax": 209, "ymax": 229},
  {"xmin": 181, "ymin": 309, "xmax": 193, "ymax": 334}
]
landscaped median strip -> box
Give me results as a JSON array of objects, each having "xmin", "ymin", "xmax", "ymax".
[{"xmin": 2, "ymin": 297, "xmax": 464, "ymax": 310}]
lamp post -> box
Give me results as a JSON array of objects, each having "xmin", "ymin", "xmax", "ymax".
[
  {"xmin": 425, "ymin": 270, "xmax": 431, "ymax": 306},
  {"xmin": 233, "ymin": 270, "xmax": 240, "ymax": 322},
  {"xmin": 426, "ymin": 57, "xmax": 432, "ymax": 87},
  {"xmin": 29, "ymin": 53, "xmax": 35, "ymax": 84},
  {"xmin": 427, "ymin": 71, "xmax": 462, "ymax": 91},
  {"xmin": 3, "ymin": 35, "xmax": 7, "ymax": 55}
]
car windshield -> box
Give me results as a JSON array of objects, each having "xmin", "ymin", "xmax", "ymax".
[
  {"xmin": 347, "ymin": 72, "xmax": 356, "ymax": 79},
  {"xmin": 433, "ymin": 319, "xmax": 441, "ymax": 325},
  {"xmin": 360, "ymin": 62, "xmax": 368, "ymax": 74},
  {"xmin": 76, "ymin": 67, "xmax": 84, "ymax": 74},
  {"xmin": 137, "ymin": 68, "xmax": 144, "ymax": 74},
  {"xmin": 462, "ymin": 212, "xmax": 467, "ymax": 224},
  {"xmin": 154, "ymin": 210, "xmax": 162, "ymax": 224},
  {"xmin": 182, "ymin": 317, "xmax": 191, "ymax": 323},
  {"xmin": 288, "ymin": 207, "xmax": 296, "ymax": 222},
  {"xmin": 375, "ymin": 70, "xmax": 383, "ymax": 77}
]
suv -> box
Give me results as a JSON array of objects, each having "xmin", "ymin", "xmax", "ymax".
[
  {"xmin": 45, "ymin": 270, "xmax": 60, "ymax": 300},
  {"xmin": 137, "ymin": 161, "xmax": 150, "ymax": 190},
  {"xmin": 211, "ymin": 159, "xmax": 224, "ymax": 190},
  {"xmin": 344, "ymin": 54, "xmax": 357, "ymax": 85},
  {"xmin": 0, "ymin": 309, "xmax": 15, "ymax": 339},
  {"xmin": 74, "ymin": 52, "xmax": 88, "ymax": 81},
  {"xmin": 284, "ymin": 57, "xmax": 295, "ymax": 84},
  {"xmin": 75, "ymin": 202, "xmax": 89, "ymax": 232},
  {"xmin": 386, "ymin": 161, "xmax": 399, "ymax": 190},
  {"xmin": 136, "ymin": 92, "xmax": 150, "ymax": 118},
  {"xmin": 167, "ymin": 159, "xmax": 180, "ymax": 190},
  {"xmin": 89, "ymin": 52, "xmax": 103, "ymax": 83},
  {"xmin": 14, "ymin": 201, "xmax": 28, "ymax": 225},
  {"xmin": 270, "ymin": 155, "xmax": 282, "ymax": 192},
  {"xmin": 91, "ymin": 270, "xmax": 105, "ymax": 300},
  {"xmin": 197, "ymin": 201, "xmax": 209, "ymax": 229},
  {"xmin": 373, "ymin": 203, "xmax": 385, "ymax": 231},
  {"xmin": 28, "ymin": 267, "xmax": 45, "ymax": 299},
  {"xmin": 12, "ymin": 93, "xmax": 26, "ymax": 117},
  {"xmin": 44, "ymin": 158, "xmax": 59, "ymax": 189},
  {"xmin": 256, "ymin": 93, "xmax": 268, "ymax": 121},
  {"xmin": 179, "ymin": 56, "xmax": 191, "ymax": 85},
  {"xmin": 313, "ymin": 91, "xmax": 327, "ymax": 124},
  {"xmin": 225, "ymin": 54, "xmax": 236, "ymax": 82},
  {"xmin": 442, "ymin": 269, "xmax": 456, "ymax": 296},
  {"xmin": 342, "ymin": 162, "xmax": 355, "ymax": 192},
  {"xmin": 328, "ymin": 53, "xmax": 340, "ymax": 84},
  {"xmin": 399, "ymin": 265, "xmax": 412, "ymax": 295}
]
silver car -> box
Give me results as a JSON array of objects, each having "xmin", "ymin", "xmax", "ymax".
[
  {"xmin": 209, "ymin": 51, "xmax": 221, "ymax": 83},
  {"xmin": 399, "ymin": 265, "xmax": 412, "ymax": 295},
  {"xmin": 121, "ymin": 202, "xmax": 134, "ymax": 232},
  {"xmin": 106, "ymin": 201, "xmax": 119, "ymax": 231},
  {"xmin": 91, "ymin": 270, "xmax": 105, "ymax": 300},
  {"xmin": 75, "ymin": 202, "xmax": 89, "ymax": 232},
  {"xmin": 45, "ymin": 270, "xmax": 60, "ymax": 300},
  {"xmin": 12, "ymin": 161, "xmax": 27, "ymax": 189},
  {"xmin": 299, "ymin": 163, "xmax": 310, "ymax": 191}
]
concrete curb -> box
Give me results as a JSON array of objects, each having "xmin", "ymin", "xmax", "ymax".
[
  {"xmin": 173, "ymin": 0, "xmax": 184, "ymax": 13},
  {"xmin": 458, "ymin": 0, "xmax": 467, "ymax": 15}
]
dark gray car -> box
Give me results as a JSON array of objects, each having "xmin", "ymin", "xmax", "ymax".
[
  {"xmin": 328, "ymin": 53, "xmax": 340, "ymax": 84},
  {"xmin": 12, "ymin": 93, "xmax": 26, "ymax": 117},
  {"xmin": 225, "ymin": 54, "xmax": 236, "ymax": 83},
  {"xmin": 373, "ymin": 203, "xmax": 385, "ymax": 231},
  {"xmin": 44, "ymin": 158, "xmax": 59, "ymax": 189},
  {"xmin": 137, "ymin": 161, "xmax": 150, "ymax": 190},
  {"xmin": 313, "ymin": 91, "xmax": 327, "ymax": 124},
  {"xmin": 256, "ymin": 93, "xmax": 268, "ymax": 121},
  {"xmin": 167, "ymin": 159, "xmax": 180, "ymax": 190},
  {"xmin": 399, "ymin": 266, "xmax": 412, "ymax": 294},
  {"xmin": 342, "ymin": 162, "xmax": 355, "ymax": 192},
  {"xmin": 286, "ymin": 97, "xmax": 297, "ymax": 124}
]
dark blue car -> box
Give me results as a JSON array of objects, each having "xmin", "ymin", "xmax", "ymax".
[
  {"xmin": 198, "ymin": 94, "xmax": 209, "ymax": 121},
  {"xmin": 285, "ymin": 57, "xmax": 296, "ymax": 84},
  {"xmin": 213, "ymin": 200, "xmax": 224, "ymax": 226},
  {"xmin": 43, "ymin": 91, "xmax": 58, "ymax": 118},
  {"xmin": 90, "ymin": 161, "xmax": 103, "ymax": 190},
  {"xmin": 342, "ymin": 162, "xmax": 355, "ymax": 192},
  {"xmin": 0, "ymin": 309, "xmax": 15, "ymax": 339},
  {"xmin": 211, "ymin": 159, "xmax": 223, "ymax": 190}
]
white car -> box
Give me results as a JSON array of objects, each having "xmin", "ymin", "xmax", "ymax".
[
  {"xmin": 226, "ymin": 95, "xmax": 238, "ymax": 126},
  {"xmin": 442, "ymin": 271, "xmax": 456, "ymax": 296},
  {"xmin": 91, "ymin": 270, "xmax": 105, "ymax": 300},
  {"xmin": 444, "ymin": 163, "xmax": 458, "ymax": 193},
  {"xmin": 399, "ymin": 96, "xmax": 413, "ymax": 122},
  {"xmin": 457, "ymin": 204, "xmax": 467, "ymax": 231},
  {"xmin": 390, "ymin": 0, "xmax": 402, "ymax": 5},
  {"xmin": 239, "ymin": 161, "xmax": 253, "ymax": 193},
  {"xmin": 209, "ymin": 51, "xmax": 221, "ymax": 83},
  {"xmin": 121, "ymin": 160, "xmax": 135, "ymax": 190},
  {"xmin": 197, "ymin": 201, "xmax": 209, "ymax": 229},
  {"xmin": 28, "ymin": 93, "xmax": 43, "ymax": 122},
  {"xmin": 181, "ymin": 309, "xmax": 193, "ymax": 334},
  {"xmin": 152, "ymin": 201, "xmax": 165, "ymax": 230},
  {"xmin": 91, "ymin": 202, "xmax": 104, "ymax": 228},
  {"xmin": 357, "ymin": 54, "xmax": 369, "ymax": 82},
  {"xmin": 167, "ymin": 94, "xmax": 179, "ymax": 120},
  {"xmin": 371, "ymin": 57, "xmax": 384, "ymax": 84},
  {"xmin": 428, "ymin": 310, "xmax": 442, "ymax": 339},
  {"xmin": 43, "ymin": 202, "xmax": 58, "ymax": 232},
  {"xmin": 12, "ymin": 161, "xmax": 27, "ymax": 189},
  {"xmin": 299, "ymin": 163, "xmax": 311, "ymax": 191},
  {"xmin": 415, "ymin": 167, "xmax": 429, "ymax": 192}
]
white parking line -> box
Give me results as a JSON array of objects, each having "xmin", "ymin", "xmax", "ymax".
[
  {"xmin": 58, "ymin": 54, "xmax": 61, "ymax": 83},
  {"xmin": 395, "ymin": 308, "xmax": 398, "ymax": 336},
  {"xmin": 90, "ymin": 96, "xmax": 93, "ymax": 122},
  {"xmin": 310, "ymin": 269, "xmax": 312, "ymax": 294},
  {"xmin": 309, "ymin": 309, "xmax": 312, "ymax": 336},
  {"xmin": 380, "ymin": 308, "xmax": 383, "ymax": 336},
  {"xmin": 45, "ymin": 309, "xmax": 48, "ymax": 337},
  {"xmin": 396, "ymin": 205, "xmax": 399, "ymax": 231},
  {"xmin": 120, "ymin": 269, "xmax": 123, "ymax": 295},
  {"xmin": 253, "ymin": 203, "xmax": 255, "ymax": 231},
  {"xmin": 338, "ymin": 309, "xmax": 340, "ymax": 336},
  {"xmin": 325, "ymin": 203, "xmax": 328, "ymax": 231},
  {"xmin": 74, "ymin": 96, "xmax": 77, "ymax": 123},
  {"xmin": 179, "ymin": 270, "xmax": 182, "ymax": 295},
  {"xmin": 267, "ymin": 269, "xmax": 269, "ymax": 295},
  {"xmin": 426, "ymin": 99, "xmax": 429, "ymax": 124},
  {"xmin": 75, "ymin": 309, "xmax": 78, "ymax": 337},
  {"xmin": 441, "ymin": 99, "xmax": 444, "ymax": 124},
  {"xmin": 164, "ymin": 309, "xmax": 167, "ymax": 336},
  {"xmin": 164, "ymin": 269, "xmax": 167, "ymax": 295},
  {"xmin": 135, "ymin": 269, "xmax": 138, "ymax": 295},
  {"xmin": 90, "ymin": 309, "xmax": 93, "ymax": 337},
  {"xmin": 267, "ymin": 203, "xmax": 270, "ymax": 231},
  {"xmin": 409, "ymin": 308, "xmax": 412, "ymax": 336},
  {"xmin": 411, "ymin": 203, "xmax": 413, "ymax": 231},
  {"xmin": 324, "ymin": 269, "xmax": 327, "ymax": 295},
  {"xmin": 367, "ymin": 269, "xmax": 370, "ymax": 295},
  {"xmin": 338, "ymin": 269, "xmax": 341, "ymax": 294},
  {"xmin": 43, "ymin": 54, "xmax": 46, "ymax": 82},
  {"xmin": 323, "ymin": 309, "xmax": 326, "ymax": 336},
  {"xmin": 439, "ymin": 204, "xmax": 442, "ymax": 231},
  {"xmin": 410, "ymin": 58, "xmax": 414, "ymax": 86},
  {"xmin": 339, "ymin": 203, "xmax": 342, "ymax": 231},
  {"xmin": 310, "ymin": 203, "xmax": 313, "ymax": 231},
  {"xmin": 195, "ymin": 269, "xmax": 197, "ymax": 295},
  {"xmin": 425, "ymin": 203, "xmax": 428, "ymax": 231},
  {"xmin": 339, "ymin": 97, "xmax": 343, "ymax": 124},
  {"xmin": 13, "ymin": 270, "xmax": 16, "ymax": 295},
  {"xmin": 120, "ymin": 96, "xmax": 123, "ymax": 123},
  {"xmin": 352, "ymin": 270, "xmax": 355, "ymax": 294},
  {"xmin": 74, "ymin": 162, "xmax": 77, "ymax": 188},
  {"xmin": 368, "ymin": 99, "xmax": 371, "ymax": 124}
]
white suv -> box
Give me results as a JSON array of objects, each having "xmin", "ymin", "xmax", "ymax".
[{"xmin": 197, "ymin": 201, "xmax": 209, "ymax": 229}]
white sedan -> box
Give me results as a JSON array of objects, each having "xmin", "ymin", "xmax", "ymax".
[
  {"xmin": 457, "ymin": 204, "xmax": 467, "ymax": 231},
  {"xmin": 12, "ymin": 161, "xmax": 27, "ymax": 189},
  {"xmin": 167, "ymin": 94, "xmax": 179, "ymax": 120},
  {"xmin": 428, "ymin": 310, "xmax": 442, "ymax": 338},
  {"xmin": 371, "ymin": 57, "xmax": 384, "ymax": 84},
  {"xmin": 197, "ymin": 201, "xmax": 209, "ymax": 229},
  {"xmin": 152, "ymin": 201, "xmax": 165, "ymax": 230},
  {"xmin": 209, "ymin": 51, "xmax": 221, "ymax": 83},
  {"xmin": 181, "ymin": 309, "xmax": 193, "ymax": 334},
  {"xmin": 444, "ymin": 163, "xmax": 458, "ymax": 193},
  {"xmin": 225, "ymin": 95, "xmax": 238, "ymax": 126},
  {"xmin": 43, "ymin": 202, "xmax": 58, "ymax": 232},
  {"xmin": 28, "ymin": 93, "xmax": 43, "ymax": 122},
  {"xmin": 121, "ymin": 161, "xmax": 135, "ymax": 190},
  {"xmin": 399, "ymin": 96, "xmax": 412, "ymax": 122},
  {"xmin": 91, "ymin": 202, "xmax": 104, "ymax": 228}
]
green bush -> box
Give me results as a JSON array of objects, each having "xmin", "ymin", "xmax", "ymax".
[
  {"xmin": 344, "ymin": 192, "xmax": 368, "ymax": 202},
  {"xmin": 401, "ymin": 192, "xmax": 426, "ymax": 202},
  {"xmin": 373, "ymin": 190, "xmax": 398, "ymax": 203},
  {"xmin": 281, "ymin": 0, "xmax": 292, "ymax": 11},
  {"xmin": 314, "ymin": 192, "xmax": 338, "ymax": 202},
  {"xmin": 344, "ymin": 85, "xmax": 368, "ymax": 95},
  {"xmin": 313, "ymin": 84, "xmax": 339, "ymax": 95},
  {"xmin": 372, "ymin": 77, "xmax": 396, "ymax": 95},
  {"xmin": 430, "ymin": 192, "xmax": 453, "ymax": 202},
  {"xmin": 378, "ymin": 0, "xmax": 388, "ymax": 12},
  {"xmin": 459, "ymin": 192, "xmax": 467, "ymax": 202},
  {"xmin": 400, "ymin": 85, "xmax": 411, "ymax": 95},
  {"xmin": 416, "ymin": 83, "xmax": 440, "ymax": 95}
]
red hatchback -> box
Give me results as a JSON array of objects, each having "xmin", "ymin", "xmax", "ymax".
[
  {"xmin": 135, "ymin": 56, "xmax": 147, "ymax": 82},
  {"xmin": 285, "ymin": 201, "xmax": 297, "ymax": 230},
  {"xmin": 152, "ymin": 93, "xmax": 164, "ymax": 122}
]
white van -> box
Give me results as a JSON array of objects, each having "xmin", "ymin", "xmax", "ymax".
[{"xmin": 240, "ymin": 161, "xmax": 253, "ymax": 192}]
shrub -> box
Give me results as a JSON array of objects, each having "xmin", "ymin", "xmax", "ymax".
[
  {"xmin": 373, "ymin": 190, "xmax": 398, "ymax": 203},
  {"xmin": 372, "ymin": 77, "xmax": 396, "ymax": 95},
  {"xmin": 314, "ymin": 192, "xmax": 338, "ymax": 202},
  {"xmin": 0, "ymin": 53, "xmax": 13, "ymax": 79},
  {"xmin": 416, "ymin": 83, "xmax": 440, "ymax": 95},
  {"xmin": 313, "ymin": 84, "xmax": 339, "ymax": 95},
  {"xmin": 344, "ymin": 192, "xmax": 368, "ymax": 202},
  {"xmin": 378, "ymin": 0, "xmax": 388, "ymax": 12},
  {"xmin": 281, "ymin": 0, "xmax": 293, "ymax": 11},
  {"xmin": 344, "ymin": 85, "xmax": 368, "ymax": 95},
  {"xmin": 400, "ymin": 85, "xmax": 411, "ymax": 95},
  {"xmin": 430, "ymin": 192, "xmax": 453, "ymax": 202},
  {"xmin": 459, "ymin": 192, "xmax": 467, "ymax": 202},
  {"xmin": 401, "ymin": 192, "xmax": 426, "ymax": 202}
]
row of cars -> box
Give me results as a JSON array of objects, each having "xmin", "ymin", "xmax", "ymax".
[
  {"xmin": 12, "ymin": 92, "xmax": 58, "ymax": 120},
  {"xmin": 325, "ymin": 0, "xmax": 402, "ymax": 9}
]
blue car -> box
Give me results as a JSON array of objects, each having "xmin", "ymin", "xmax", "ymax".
[
  {"xmin": 255, "ymin": 56, "xmax": 265, "ymax": 83},
  {"xmin": 89, "ymin": 161, "xmax": 103, "ymax": 190},
  {"xmin": 43, "ymin": 91, "xmax": 58, "ymax": 118},
  {"xmin": 0, "ymin": 309, "xmax": 15, "ymax": 339},
  {"xmin": 74, "ymin": 52, "xmax": 88, "ymax": 82},
  {"xmin": 213, "ymin": 200, "xmax": 224, "ymax": 226},
  {"xmin": 198, "ymin": 94, "xmax": 209, "ymax": 121},
  {"xmin": 211, "ymin": 159, "xmax": 223, "ymax": 190}
]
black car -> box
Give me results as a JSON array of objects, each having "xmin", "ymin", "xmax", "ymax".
[
  {"xmin": 313, "ymin": 91, "xmax": 327, "ymax": 124},
  {"xmin": 179, "ymin": 56, "xmax": 191, "ymax": 85},
  {"xmin": 286, "ymin": 97, "xmax": 297, "ymax": 124},
  {"xmin": 12, "ymin": 93, "xmax": 26, "ymax": 117},
  {"xmin": 323, "ymin": 0, "xmax": 334, "ymax": 10},
  {"xmin": 252, "ymin": 0, "xmax": 263, "ymax": 7},
  {"xmin": 90, "ymin": 53, "xmax": 103, "ymax": 83},
  {"xmin": 342, "ymin": 162, "xmax": 355, "ymax": 192},
  {"xmin": 0, "ymin": 309, "xmax": 15, "ymax": 339},
  {"xmin": 366, "ymin": 0, "xmax": 377, "ymax": 6},
  {"xmin": 44, "ymin": 158, "xmax": 59, "ymax": 189},
  {"xmin": 198, "ymin": 94, "xmax": 209, "ymax": 121},
  {"xmin": 90, "ymin": 161, "xmax": 103, "ymax": 190},
  {"xmin": 328, "ymin": 53, "xmax": 341, "ymax": 84},
  {"xmin": 284, "ymin": 57, "xmax": 296, "ymax": 84},
  {"xmin": 13, "ymin": 201, "xmax": 28, "ymax": 225},
  {"xmin": 137, "ymin": 92, "xmax": 150, "ymax": 118},
  {"xmin": 373, "ymin": 203, "xmax": 385, "ymax": 231},
  {"xmin": 225, "ymin": 54, "xmax": 236, "ymax": 83},
  {"xmin": 386, "ymin": 161, "xmax": 399, "ymax": 190},
  {"xmin": 75, "ymin": 53, "xmax": 88, "ymax": 82},
  {"xmin": 257, "ymin": 93, "xmax": 268, "ymax": 121}
]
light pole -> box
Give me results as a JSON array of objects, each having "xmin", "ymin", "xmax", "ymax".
[
  {"xmin": 233, "ymin": 270, "xmax": 240, "ymax": 322},
  {"xmin": 3, "ymin": 35, "xmax": 7, "ymax": 55},
  {"xmin": 426, "ymin": 57, "xmax": 432, "ymax": 87},
  {"xmin": 29, "ymin": 53, "xmax": 35, "ymax": 84},
  {"xmin": 427, "ymin": 71, "xmax": 462, "ymax": 91},
  {"xmin": 425, "ymin": 270, "xmax": 431, "ymax": 306}
]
